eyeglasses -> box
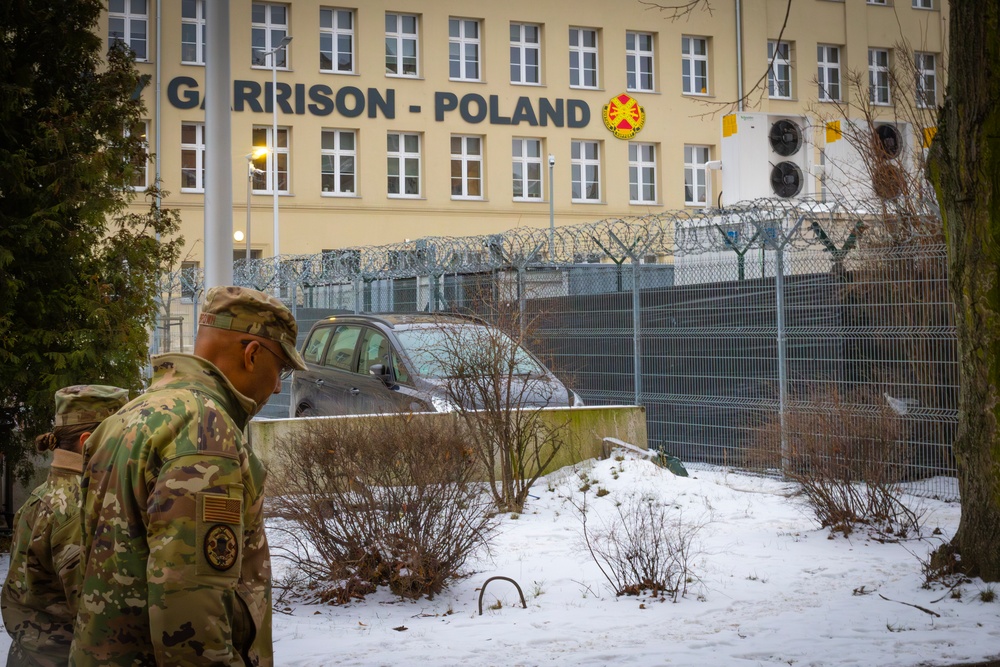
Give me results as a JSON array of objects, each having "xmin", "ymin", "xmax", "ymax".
[{"xmin": 241, "ymin": 339, "xmax": 295, "ymax": 381}]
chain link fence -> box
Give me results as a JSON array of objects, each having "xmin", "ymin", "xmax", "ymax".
[{"xmin": 156, "ymin": 198, "xmax": 957, "ymax": 498}]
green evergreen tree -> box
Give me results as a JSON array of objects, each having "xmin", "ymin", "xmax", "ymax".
[{"xmin": 0, "ymin": 0, "xmax": 181, "ymax": 488}]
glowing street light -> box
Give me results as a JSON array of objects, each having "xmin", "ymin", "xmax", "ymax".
[{"xmin": 245, "ymin": 146, "xmax": 268, "ymax": 261}]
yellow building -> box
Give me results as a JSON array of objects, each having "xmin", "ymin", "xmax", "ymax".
[{"xmin": 111, "ymin": 0, "xmax": 948, "ymax": 263}]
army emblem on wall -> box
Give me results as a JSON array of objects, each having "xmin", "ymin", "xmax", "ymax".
[{"xmin": 602, "ymin": 93, "xmax": 646, "ymax": 140}]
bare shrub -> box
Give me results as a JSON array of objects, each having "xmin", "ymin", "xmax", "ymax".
[
  {"xmin": 747, "ymin": 387, "xmax": 922, "ymax": 538},
  {"xmin": 570, "ymin": 491, "xmax": 704, "ymax": 601},
  {"xmin": 268, "ymin": 414, "xmax": 499, "ymax": 602}
]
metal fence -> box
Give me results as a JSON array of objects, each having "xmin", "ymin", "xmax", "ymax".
[{"xmin": 158, "ymin": 198, "xmax": 958, "ymax": 499}]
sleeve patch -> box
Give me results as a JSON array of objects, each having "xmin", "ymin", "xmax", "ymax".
[{"xmin": 203, "ymin": 494, "xmax": 242, "ymax": 524}]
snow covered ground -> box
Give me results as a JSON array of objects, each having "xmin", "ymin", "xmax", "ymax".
[{"xmin": 2, "ymin": 455, "xmax": 998, "ymax": 666}]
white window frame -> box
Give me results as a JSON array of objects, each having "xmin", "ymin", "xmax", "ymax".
[
  {"xmin": 510, "ymin": 22, "xmax": 541, "ymax": 85},
  {"xmin": 629, "ymin": 143, "xmax": 657, "ymax": 205},
  {"xmin": 817, "ymin": 45, "xmax": 841, "ymax": 102},
  {"xmin": 512, "ymin": 138, "xmax": 543, "ymax": 201},
  {"xmin": 681, "ymin": 36, "xmax": 709, "ymax": 95},
  {"xmin": 450, "ymin": 135, "xmax": 484, "ymax": 200},
  {"xmin": 385, "ymin": 12, "xmax": 419, "ymax": 78},
  {"xmin": 912, "ymin": 0, "xmax": 933, "ymax": 8},
  {"xmin": 571, "ymin": 140, "xmax": 601, "ymax": 203},
  {"xmin": 251, "ymin": 126, "xmax": 290, "ymax": 194},
  {"xmin": 915, "ymin": 52, "xmax": 937, "ymax": 108},
  {"xmin": 126, "ymin": 120, "xmax": 149, "ymax": 191},
  {"xmin": 387, "ymin": 132, "xmax": 421, "ymax": 198},
  {"xmin": 109, "ymin": 0, "xmax": 148, "ymax": 62},
  {"xmin": 180, "ymin": 122, "xmax": 206, "ymax": 193},
  {"xmin": 181, "ymin": 0, "xmax": 206, "ymax": 65},
  {"xmin": 867, "ymin": 0, "xmax": 888, "ymax": 4},
  {"xmin": 569, "ymin": 27, "xmax": 599, "ymax": 89},
  {"xmin": 252, "ymin": 3, "xmax": 290, "ymax": 68},
  {"xmin": 768, "ymin": 40, "xmax": 792, "ymax": 99},
  {"xmin": 626, "ymin": 32, "xmax": 655, "ymax": 93},
  {"xmin": 684, "ymin": 145, "xmax": 710, "ymax": 207},
  {"xmin": 449, "ymin": 18, "xmax": 481, "ymax": 82},
  {"xmin": 869, "ymin": 48, "xmax": 891, "ymax": 105},
  {"xmin": 321, "ymin": 129, "xmax": 357, "ymax": 196},
  {"xmin": 320, "ymin": 8, "xmax": 355, "ymax": 74}
]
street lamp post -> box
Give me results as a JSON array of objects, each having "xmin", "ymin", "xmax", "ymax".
[
  {"xmin": 254, "ymin": 36, "xmax": 292, "ymax": 261},
  {"xmin": 244, "ymin": 148, "xmax": 267, "ymax": 263},
  {"xmin": 548, "ymin": 154, "xmax": 556, "ymax": 260}
]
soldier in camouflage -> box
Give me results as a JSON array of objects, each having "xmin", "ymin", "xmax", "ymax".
[
  {"xmin": 70, "ymin": 286, "xmax": 306, "ymax": 666},
  {"xmin": 1, "ymin": 385, "xmax": 128, "ymax": 667}
]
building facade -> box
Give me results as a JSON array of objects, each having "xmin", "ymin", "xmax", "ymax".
[{"xmin": 110, "ymin": 0, "xmax": 948, "ymax": 265}]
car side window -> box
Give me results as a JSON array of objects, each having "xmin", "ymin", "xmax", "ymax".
[
  {"xmin": 302, "ymin": 326, "xmax": 333, "ymax": 365},
  {"xmin": 323, "ymin": 325, "xmax": 361, "ymax": 371},
  {"xmin": 358, "ymin": 329, "xmax": 389, "ymax": 376}
]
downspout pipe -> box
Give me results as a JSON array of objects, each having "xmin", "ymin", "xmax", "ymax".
[{"xmin": 736, "ymin": 0, "xmax": 744, "ymax": 111}]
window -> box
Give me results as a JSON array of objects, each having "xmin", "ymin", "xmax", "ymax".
[
  {"xmin": 252, "ymin": 3, "xmax": 289, "ymax": 67},
  {"xmin": 451, "ymin": 135, "xmax": 484, "ymax": 199},
  {"xmin": 126, "ymin": 120, "xmax": 149, "ymax": 190},
  {"xmin": 321, "ymin": 129, "xmax": 356, "ymax": 195},
  {"xmin": 817, "ymin": 45, "xmax": 841, "ymax": 102},
  {"xmin": 684, "ymin": 145, "xmax": 710, "ymax": 206},
  {"xmin": 681, "ymin": 36, "xmax": 709, "ymax": 95},
  {"xmin": 867, "ymin": 0, "xmax": 888, "ymax": 4},
  {"xmin": 302, "ymin": 326, "xmax": 333, "ymax": 365},
  {"xmin": 569, "ymin": 28, "xmax": 599, "ymax": 88},
  {"xmin": 915, "ymin": 52, "xmax": 937, "ymax": 108},
  {"xmin": 251, "ymin": 126, "xmax": 290, "ymax": 193},
  {"xmin": 629, "ymin": 143, "xmax": 657, "ymax": 204},
  {"xmin": 109, "ymin": 0, "xmax": 148, "ymax": 61},
  {"xmin": 181, "ymin": 0, "xmax": 206, "ymax": 65},
  {"xmin": 869, "ymin": 48, "xmax": 891, "ymax": 105},
  {"xmin": 180, "ymin": 261, "xmax": 200, "ymax": 302},
  {"xmin": 626, "ymin": 32, "xmax": 655, "ymax": 92},
  {"xmin": 385, "ymin": 13, "xmax": 419, "ymax": 77},
  {"xmin": 449, "ymin": 18, "xmax": 481, "ymax": 81},
  {"xmin": 510, "ymin": 22, "xmax": 541, "ymax": 84},
  {"xmin": 768, "ymin": 41, "xmax": 792, "ymax": 99},
  {"xmin": 912, "ymin": 0, "xmax": 933, "ymax": 7},
  {"xmin": 323, "ymin": 325, "xmax": 361, "ymax": 371},
  {"xmin": 180, "ymin": 122, "xmax": 206, "ymax": 192},
  {"xmin": 387, "ymin": 132, "xmax": 421, "ymax": 197},
  {"xmin": 571, "ymin": 140, "xmax": 601, "ymax": 202},
  {"xmin": 512, "ymin": 138, "xmax": 543, "ymax": 201},
  {"xmin": 320, "ymin": 8, "xmax": 354, "ymax": 73}
]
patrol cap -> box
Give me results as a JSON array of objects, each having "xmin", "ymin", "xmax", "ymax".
[
  {"xmin": 198, "ymin": 285, "xmax": 307, "ymax": 371},
  {"xmin": 53, "ymin": 385, "xmax": 129, "ymax": 427}
]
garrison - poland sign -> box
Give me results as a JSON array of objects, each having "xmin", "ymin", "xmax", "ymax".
[{"xmin": 602, "ymin": 93, "xmax": 645, "ymax": 139}]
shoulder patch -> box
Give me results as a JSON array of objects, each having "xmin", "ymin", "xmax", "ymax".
[
  {"xmin": 203, "ymin": 494, "xmax": 242, "ymax": 524},
  {"xmin": 204, "ymin": 524, "xmax": 239, "ymax": 571}
]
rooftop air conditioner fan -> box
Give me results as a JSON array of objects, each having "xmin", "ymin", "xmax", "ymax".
[
  {"xmin": 770, "ymin": 161, "xmax": 803, "ymax": 198},
  {"xmin": 769, "ymin": 119, "xmax": 803, "ymax": 156},
  {"xmin": 876, "ymin": 124, "xmax": 902, "ymax": 159}
]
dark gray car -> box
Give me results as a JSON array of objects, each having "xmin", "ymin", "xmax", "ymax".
[{"xmin": 289, "ymin": 313, "xmax": 583, "ymax": 417}]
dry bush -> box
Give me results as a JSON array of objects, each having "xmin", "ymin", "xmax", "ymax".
[
  {"xmin": 747, "ymin": 387, "xmax": 922, "ymax": 538},
  {"xmin": 268, "ymin": 414, "xmax": 499, "ymax": 602},
  {"xmin": 571, "ymin": 491, "xmax": 704, "ymax": 601}
]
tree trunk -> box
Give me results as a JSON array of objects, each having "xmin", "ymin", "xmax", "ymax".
[{"xmin": 927, "ymin": 2, "xmax": 1000, "ymax": 580}]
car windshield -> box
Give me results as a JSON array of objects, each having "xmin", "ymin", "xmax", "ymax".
[{"xmin": 395, "ymin": 323, "xmax": 544, "ymax": 379}]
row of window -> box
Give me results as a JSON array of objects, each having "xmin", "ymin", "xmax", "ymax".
[
  {"xmin": 110, "ymin": 1, "xmax": 937, "ymax": 106},
  {"xmin": 164, "ymin": 123, "xmax": 713, "ymax": 207}
]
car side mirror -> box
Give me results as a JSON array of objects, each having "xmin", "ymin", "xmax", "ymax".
[{"xmin": 369, "ymin": 363, "xmax": 393, "ymax": 386}]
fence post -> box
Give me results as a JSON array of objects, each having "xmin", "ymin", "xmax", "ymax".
[
  {"xmin": 353, "ymin": 275, "xmax": 362, "ymax": 314},
  {"xmin": 775, "ymin": 243, "xmax": 789, "ymax": 469},
  {"xmin": 632, "ymin": 258, "xmax": 642, "ymax": 406}
]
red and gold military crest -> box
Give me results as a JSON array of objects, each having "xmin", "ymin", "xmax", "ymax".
[{"xmin": 602, "ymin": 93, "xmax": 646, "ymax": 140}]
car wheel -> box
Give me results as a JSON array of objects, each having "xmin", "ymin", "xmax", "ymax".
[{"xmin": 295, "ymin": 404, "xmax": 318, "ymax": 418}]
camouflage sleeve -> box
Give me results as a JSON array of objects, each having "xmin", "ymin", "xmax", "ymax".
[
  {"xmin": 146, "ymin": 451, "xmax": 248, "ymax": 664},
  {"xmin": 50, "ymin": 513, "xmax": 83, "ymax": 616}
]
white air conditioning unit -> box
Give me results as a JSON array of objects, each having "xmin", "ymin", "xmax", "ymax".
[
  {"xmin": 822, "ymin": 119, "xmax": 913, "ymax": 204},
  {"xmin": 720, "ymin": 112, "xmax": 814, "ymax": 207}
]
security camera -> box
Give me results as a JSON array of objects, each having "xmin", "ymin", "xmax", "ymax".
[{"xmin": 548, "ymin": 154, "xmax": 555, "ymax": 167}]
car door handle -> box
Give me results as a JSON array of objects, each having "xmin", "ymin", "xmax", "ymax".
[
  {"xmin": 349, "ymin": 387, "xmax": 361, "ymax": 395},
  {"xmin": 314, "ymin": 379, "xmax": 324, "ymax": 386}
]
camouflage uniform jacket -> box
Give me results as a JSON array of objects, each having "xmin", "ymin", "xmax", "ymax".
[
  {"xmin": 1, "ymin": 449, "xmax": 85, "ymax": 667},
  {"xmin": 70, "ymin": 354, "xmax": 272, "ymax": 666}
]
